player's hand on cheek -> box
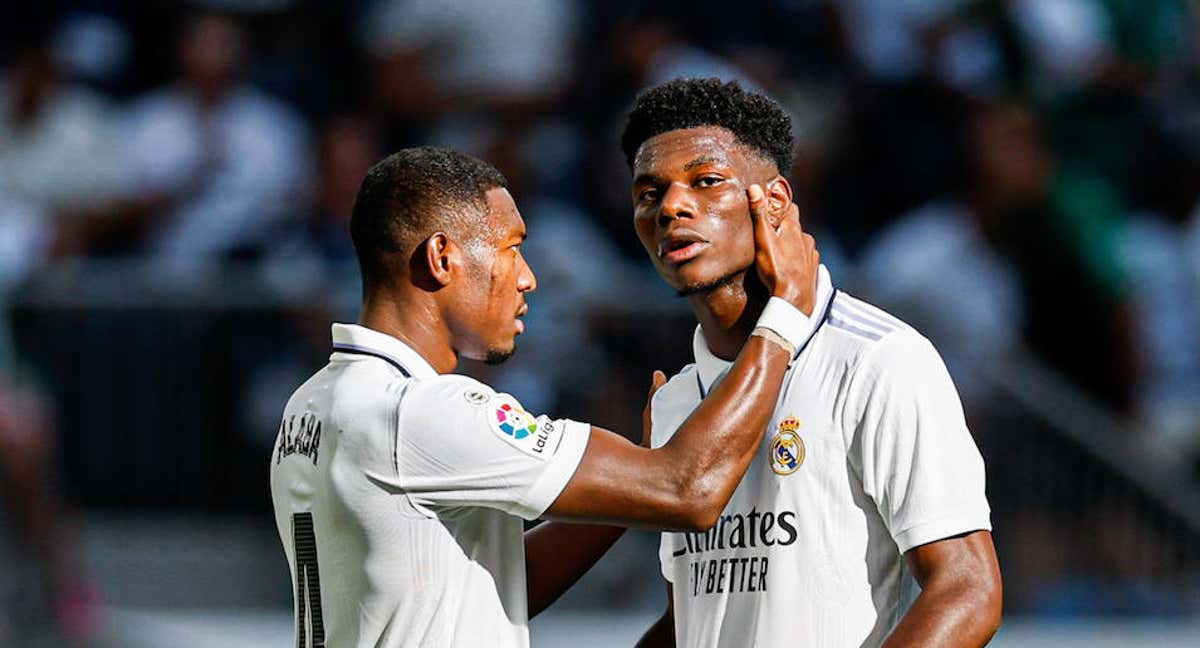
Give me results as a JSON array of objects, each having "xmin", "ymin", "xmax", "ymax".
[
  {"xmin": 748, "ymin": 184, "xmax": 820, "ymax": 315},
  {"xmin": 642, "ymin": 370, "xmax": 667, "ymax": 448}
]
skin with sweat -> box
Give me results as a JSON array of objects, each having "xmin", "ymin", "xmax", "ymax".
[
  {"xmin": 629, "ymin": 126, "xmax": 1002, "ymax": 648},
  {"xmin": 356, "ymin": 178, "xmax": 820, "ymax": 617}
]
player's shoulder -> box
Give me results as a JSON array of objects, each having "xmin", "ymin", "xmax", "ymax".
[
  {"xmin": 822, "ymin": 292, "xmax": 950, "ymax": 394},
  {"xmin": 399, "ymin": 373, "xmax": 499, "ymax": 413},
  {"xmin": 818, "ymin": 291, "xmax": 927, "ymax": 357}
]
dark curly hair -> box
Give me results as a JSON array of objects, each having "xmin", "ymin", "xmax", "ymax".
[{"xmin": 621, "ymin": 78, "xmax": 794, "ymax": 173}]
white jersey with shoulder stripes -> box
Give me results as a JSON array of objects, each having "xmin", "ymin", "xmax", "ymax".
[
  {"xmin": 269, "ymin": 323, "xmax": 591, "ymax": 648},
  {"xmin": 649, "ymin": 265, "xmax": 992, "ymax": 648}
]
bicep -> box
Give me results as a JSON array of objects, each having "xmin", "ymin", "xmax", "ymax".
[
  {"xmin": 544, "ymin": 426, "xmax": 691, "ymax": 529},
  {"xmin": 904, "ymin": 530, "xmax": 1001, "ymax": 593}
]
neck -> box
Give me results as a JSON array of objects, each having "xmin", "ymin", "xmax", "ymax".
[
  {"xmin": 358, "ymin": 290, "xmax": 458, "ymax": 374},
  {"xmin": 688, "ymin": 270, "xmax": 769, "ymax": 361}
]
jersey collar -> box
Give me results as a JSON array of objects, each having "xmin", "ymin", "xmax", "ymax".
[
  {"xmin": 330, "ymin": 323, "xmax": 439, "ymax": 378},
  {"xmin": 693, "ymin": 265, "xmax": 835, "ymax": 397}
]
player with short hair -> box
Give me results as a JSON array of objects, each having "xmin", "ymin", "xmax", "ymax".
[
  {"xmin": 623, "ymin": 79, "xmax": 1002, "ymax": 648},
  {"xmin": 269, "ymin": 146, "xmax": 821, "ymax": 647}
]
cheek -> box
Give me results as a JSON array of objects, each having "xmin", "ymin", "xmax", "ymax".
[
  {"xmin": 707, "ymin": 198, "xmax": 756, "ymax": 262},
  {"xmin": 634, "ymin": 213, "xmax": 656, "ymax": 252}
]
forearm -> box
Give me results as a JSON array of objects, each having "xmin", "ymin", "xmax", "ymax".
[
  {"xmin": 658, "ymin": 336, "xmax": 789, "ymax": 508},
  {"xmin": 882, "ymin": 582, "xmax": 1000, "ymax": 648},
  {"xmin": 524, "ymin": 521, "xmax": 626, "ymax": 617}
]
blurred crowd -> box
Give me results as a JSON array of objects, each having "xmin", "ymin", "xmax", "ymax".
[{"xmin": 2, "ymin": 0, "xmax": 1200, "ymax": 639}]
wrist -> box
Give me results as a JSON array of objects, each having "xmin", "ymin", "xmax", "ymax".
[
  {"xmin": 755, "ymin": 296, "xmax": 816, "ymax": 354},
  {"xmin": 771, "ymin": 283, "xmax": 815, "ymax": 316}
]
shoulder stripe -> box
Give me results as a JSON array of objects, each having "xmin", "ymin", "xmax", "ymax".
[
  {"xmin": 830, "ymin": 303, "xmax": 894, "ymax": 335},
  {"xmin": 332, "ymin": 344, "xmax": 412, "ymax": 377},
  {"xmin": 836, "ymin": 294, "xmax": 906, "ymax": 329},
  {"xmin": 827, "ymin": 314, "xmax": 883, "ymax": 341}
]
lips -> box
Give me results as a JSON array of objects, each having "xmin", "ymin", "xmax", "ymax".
[
  {"xmin": 515, "ymin": 304, "xmax": 528, "ymax": 334},
  {"xmin": 658, "ymin": 228, "xmax": 709, "ymax": 265}
]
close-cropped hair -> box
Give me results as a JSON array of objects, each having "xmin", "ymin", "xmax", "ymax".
[{"xmin": 350, "ymin": 147, "xmax": 508, "ymax": 282}]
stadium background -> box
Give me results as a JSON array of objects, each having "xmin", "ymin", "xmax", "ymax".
[{"xmin": 1, "ymin": 0, "xmax": 1200, "ymax": 645}]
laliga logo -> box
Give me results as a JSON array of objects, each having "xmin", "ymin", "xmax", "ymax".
[
  {"xmin": 770, "ymin": 416, "xmax": 805, "ymax": 475},
  {"xmin": 496, "ymin": 403, "xmax": 538, "ymax": 439}
]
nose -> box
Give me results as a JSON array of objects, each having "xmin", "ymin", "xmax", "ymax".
[
  {"xmin": 658, "ymin": 182, "xmax": 696, "ymax": 226},
  {"xmin": 517, "ymin": 254, "xmax": 536, "ymax": 294}
]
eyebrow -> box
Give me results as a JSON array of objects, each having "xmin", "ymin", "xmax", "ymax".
[{"xmin": 684, "ymin": 155, "xmax": 728, "ymax": 171}]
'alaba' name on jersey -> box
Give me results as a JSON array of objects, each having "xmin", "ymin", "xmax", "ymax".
[
  {"xmin": 269, "ymin": 323, "xmax": 590, "ymax": 648},
  {"xmin": 650, "ymin": 266, "xmax": 991, "ymax": 648}
]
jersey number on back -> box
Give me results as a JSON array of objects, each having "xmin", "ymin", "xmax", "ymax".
[{"xmin": 293, "ymin": 512, "xmax": 326, "ymax": 647}]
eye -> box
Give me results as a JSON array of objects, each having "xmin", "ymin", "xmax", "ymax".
[
  {"xmin": 637, "ymin": 188, "xmax": 660, "ymax": 203},
  {"xmin": 696, "ymin": 175, "xmax": 724, "ymax": 188}
]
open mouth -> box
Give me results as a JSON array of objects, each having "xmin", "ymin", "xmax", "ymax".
[
  {"xmin": 658, "ymin": 231, "xmax": 709, "ymax": 265},
  {"xmin": 515, "ymin": 305, "xmax": 528, "ymax": 334}
]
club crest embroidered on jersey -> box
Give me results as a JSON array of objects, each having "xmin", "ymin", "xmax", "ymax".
[
  {"xmin": 770, "ymin": 416, "xmax": 805, "ymax": 475},
  {"xmin": 489, "ymin": 397, "xmax": 557, "ymax": 459},
  {"xmin": 464, "ymin": 390, "xmax": 491, "ymax": 406}
]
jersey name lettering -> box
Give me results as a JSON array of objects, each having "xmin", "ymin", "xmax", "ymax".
[{"xmin": 277, "ymin": 413, "xmax": 322, "ymax": 466}]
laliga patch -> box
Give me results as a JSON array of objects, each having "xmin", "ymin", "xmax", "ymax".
[
  {"xmin": 490, "ymin": 397, "xmax": 558, "ymax": 459},
  {"xmin": 770, "ymin": 416, "xmax": 805, "ymax": 475}
]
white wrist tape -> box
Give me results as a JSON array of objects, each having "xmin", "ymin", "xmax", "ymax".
[{"xmin": 755, "ymin": 296, "xmax": 815, "ymax": 355}]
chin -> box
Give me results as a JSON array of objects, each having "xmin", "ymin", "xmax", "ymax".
[
  {"xmin": 672, "ymin": 265, "xmax": 743, "ymax": 297},
  {"xmin": 484, "ymin": 345, "xmax": 516, "ymax": 365}
]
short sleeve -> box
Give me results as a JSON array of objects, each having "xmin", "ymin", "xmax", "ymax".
[
  {"xmin": 396, "ymin": 376, "xmax": 590, "ymax": 520},
  {"xmin": 847, "ymin": 333, "xmax": 991, "ymax": 553}
]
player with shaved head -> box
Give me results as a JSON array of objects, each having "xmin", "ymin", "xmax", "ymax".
[
  {"xmin": 269, "ymin": 146, "xmax": 822, "ymax": 647},
  {"xmin": 622, "ymin": 79, "xmax": 1002, "ymax": 648}
]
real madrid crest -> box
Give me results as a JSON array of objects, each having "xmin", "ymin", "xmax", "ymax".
[{"xmin": 770, "ymin": 416, "xmax": 805, "ymax": 475}]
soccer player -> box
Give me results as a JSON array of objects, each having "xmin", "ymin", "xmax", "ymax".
[
  {"xmin": 623, "ymin": 79, "xmax": 1002, "ymax": 647},
  {"xmin": 269, "ymin": 146, "xmax": 821, "ymax": 647}
]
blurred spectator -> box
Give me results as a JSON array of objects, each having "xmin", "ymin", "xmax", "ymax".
[
  {"xmin": 115, "ymin": 10, "xmax": 310, "ymax": 273},
  {"xmin": 263, "ymin": 114, "xmax": 380, "ymax": 318},
  {"xmin": 0, "ymin": 28, "xmax": 119, "ymax": 272},
  {"xmin": 360, "ymin": 0, "xmax": 580, "ymax": 143},
  {"xmin": 0, "ymin": 37, "xmax": 118, "ymax": 214},
  {"xmin": 1115, "ymin": 123, "xmax": 1200, "ymax": 450}
]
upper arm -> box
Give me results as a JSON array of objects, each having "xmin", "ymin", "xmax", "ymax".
[
  {"xmin": 904, "ymin": 530, "xmax": 1001, "ymax": 609},
  {"xmin": 850, "ymin": 333, "xmax": 991, "ymax": 553},
  {"xmin": 396, "ymin": 377, "xmax": 590, "ymax": 520}
]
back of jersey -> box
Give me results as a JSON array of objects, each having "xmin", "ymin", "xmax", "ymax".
[
  {"xmin": 269, "ymin": 323, "xmax": 592, "ymax": 648},
  {"xmin": 270, "ymin": 354, "xmax": 387, "ymax": 648}
]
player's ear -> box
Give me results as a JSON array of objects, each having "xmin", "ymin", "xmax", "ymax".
[
  {"xmin": 420, "ymin": 232, "xmax": 458, "ymax": 288},
  {"xmin": 765, "ymin": 176, "xmax": 794, "ymax": 226}
]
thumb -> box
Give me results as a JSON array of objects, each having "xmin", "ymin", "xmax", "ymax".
[
  {"xmin": 749, "ymin": 184, "xmax": 778, "ymax": 257},
  {"xmin": 651, "ymin": 369, "xmax": 667, "ymax": 392}
]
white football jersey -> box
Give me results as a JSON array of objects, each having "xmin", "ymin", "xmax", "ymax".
[
  {"xmin": 270, "ymin": 323, "xmax": 590, "ymax": 648},
  {"xmin": 651, "ymin": 267, "xmax": 991, "ymax": 647}
]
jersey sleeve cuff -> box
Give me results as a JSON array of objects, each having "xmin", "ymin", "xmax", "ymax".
[
  {"xmin": 892, "ymin": 508, "xmax": 993, "ymax": 554},
  {"xmin": 512, "ymin": 419, "xmax": 591, "ymax": 520},
  {"xmin": 756, "ymin": 297, "xmax": 815, "ymax": 352}
]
